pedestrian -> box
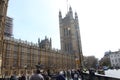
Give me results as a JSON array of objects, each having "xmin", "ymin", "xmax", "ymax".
[
  {"xmin": 10, "ymin": 74, "xmax": 18, "ymax": 80},
  {"xmin": 56, "ymin": 71, "xmax": 65, "ymax": 80},
  {"xmin": 20, "ymin": 74, "xmax": 26, "ymax": 80},
  {"xmin": 89, "ymin": 68, "xmax": 95, "ymax": 80},
  {"xmin": 66, "ymin": 70, "xmax": 71, "ymax": 80},
  {"xmin": 30, "ymin": 69, "xmax": 44, "ymax": 80},
  {"xmin": 71, "ymin": 70, "xmax": 74, "ymax": 79},
  {"xmin": 73, "ymin": 71, "xmax": 79, "ymax": 80},
  {"xmin": 42, "ymin": 71, "xmax": 50, "ymax": 80},
  {"xmin": 63, "ymin": 70, "xmax": 66, "ymax": 78},
  {"xmin": 78, "ymin": 69, "xmax": 83, "ymax": 80}
]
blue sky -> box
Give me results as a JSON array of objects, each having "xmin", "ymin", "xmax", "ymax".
[{"xmin": 7, "ymin": 0, "xmax": 120, "ymax": 59}]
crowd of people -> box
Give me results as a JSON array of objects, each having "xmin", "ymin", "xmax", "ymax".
[
  {"xmin": 9, "ymin": 68, "xmax": 85, "ymax": 80},
  {"xmin": 9, "ymin": 68, "xmax": 95, "ymax": 80},
  {"xmin": 55, "ymin": 69, "xmax": 83, "ymax": 80}
]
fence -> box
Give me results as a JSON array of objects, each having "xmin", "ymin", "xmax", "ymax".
[{"xmin": 82, "ymin": 72, "xmax": 120, "ymax": 80}]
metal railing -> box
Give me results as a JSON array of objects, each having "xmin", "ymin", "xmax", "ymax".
[{"xmin": 82, "ymin": 72, "xmax": 120, "ymax": 80}]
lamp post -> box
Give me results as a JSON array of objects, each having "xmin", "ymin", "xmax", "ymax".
[
  {"xmin": 0, "ymin": 59, "xmax": 1, "ymax": 75},
  {"xmin": 35, "ymin": 62, "xmax": 42, "ymax": 69},
  {"xmin": 24, "ymin": 65, "xmax": 27, "ymax": 76}
]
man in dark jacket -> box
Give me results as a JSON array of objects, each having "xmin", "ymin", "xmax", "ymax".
[
  {"xmin": 30, "ymin": 69, "xmax": 44, "ymax": 80},
  {"xmin": 10, "ymin": 75, "xmax": 18, "ymax": 80},
  {"xmin": 89, "ymin": 68, "xmax": 95, "ymax": 80},
  {"xmin": 20, "ymin": 74, "xmax": 26, "ymax": 80},
  {"xmin": 56, "ymin": 71, "xmax": 65, "ymax": 80}
]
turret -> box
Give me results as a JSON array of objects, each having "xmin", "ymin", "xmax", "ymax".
[
  {"xmin": 45, "ymin": 36, "xmax": 47, "ymax": 40},
  {"xmin": 75, "ymin": 12, "xmax": 78, "ymax": 19},
  {"xmin": 69, "ymin": 6, "xmax": 72, "ymax": 13},
  {"xmin": 59, "ymin": 10, "xmax": 62, "ymax": 23},
  {"xmin": 75, "ymin": 12, "xmax": 79, "ymax": 23},
  {"xmin": 38, "ymin": 38, "xmax": 40, "ymax": 47},
  {"xmin": 50, "ymin": 38, "xmax": 52, "ymax": 49},
  {"xmin": 69, "ymin": 6, "xmax": 73, "ymax": 19},
  {"xmin": 59, "ymin": 10, "xmax": 62, "ymax": 18},
  {"xmin": 38, "ymin": 38, "xmax": 40, "ymax": 43}
]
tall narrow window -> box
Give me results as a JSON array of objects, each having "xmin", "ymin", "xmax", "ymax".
[{"xmin": 67, "ymin": 28, "xmax": 70, "ymax": 36}]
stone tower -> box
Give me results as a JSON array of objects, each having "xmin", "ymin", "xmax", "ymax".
[
  {"xmin": 0, "ymin": 0, "xmax": 9, "ymax": 41},
  {"xmin": 59, "ymin": 7, "xmax": 83, "ymax": 67},
  {"xmin": 0, "ymin": 0, "xmax": 9, "ymax": 74},
  {"xmin": 38, "ymin": 36, "xmax": 52, "ymax": 50}
]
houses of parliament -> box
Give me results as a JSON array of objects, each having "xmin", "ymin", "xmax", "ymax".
[{"xmin": 0, "ymin": 0, "xmax": 83, "ymax": 76}]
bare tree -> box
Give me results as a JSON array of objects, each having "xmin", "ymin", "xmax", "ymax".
[{"xmin": 84, "ymin": 56, "xmax": 98, "ymax": 69}]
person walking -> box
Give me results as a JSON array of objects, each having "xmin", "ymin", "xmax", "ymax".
[
  {"xmin": 77, "ymin": 69, "xmax": 83, "ymax": 80},
  {"xmin": 20, "ymin": 74, "xmax": 26, "ymax": 80},
  {"xmin": 30, "ymin": 69, "xmax": 44, "ymax": 80},
  {"xmin": 89, "ymin": 68, "xmax": 95, "ymax": 80},
  {"xmin": 56, "ymin": 71, "xmax": 65, "ymax": 80},
  {"xmin": 10, "ymin": 74, "xmax": 18, "ymax": 80},
  {"xmin": 71, "ymin": 70, "xmax": 74, "ymax": 80},
  {"xmin": 73, "ymin": 71, "xmax": 79, "ymax": 80},
  {"xmin": 66, "ymin": 70, "xmax": 71, "ymax": 80},
  {"xmin": 42, "ymin": 71, "xmax": 50, "ymax": 80}
]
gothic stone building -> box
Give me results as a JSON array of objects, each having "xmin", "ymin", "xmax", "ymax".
[
  {"xmin": 1, "ymin": 36, "xmax": 75, "ymax": 76},
  {"xmin": 59, "ymin": 7, "xmax": 83, "ymax": 68},
  {"xmin": 0, "ymin": 0, "xmax": 83, "ymax": 76},
  {"xmin": 0, "ymin": 0, "xmax": 9, "ymax": 75}
]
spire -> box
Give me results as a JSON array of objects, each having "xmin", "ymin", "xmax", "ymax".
[
  {"xmin": 38, "ymin": 38, "xmax": 40, "ymax": 47},
  {"xmin": 50, "ymin": 38, "xmax": 52, "ymax": 43},
  {"xmin": 69, "ymin": 6, "xmax": 72, "ymax": 13},
  {"xmin": 68, "ymin": 6, "xmax": 73, "ymax": 19},
  {"xmin": 45, "ymin": 36, "xmax": 47, "ymax": 39},
  {"xmin": 59, "ymin": 10, "xmax": 62, "ymax": 18},
  {"xmin": 59, "ymin": 10, "xmax": 62, "ymax": 24},
  {"xmin": 75, "ymin": 12, "xmax": 78, "ymax": 19},
  {"xmin": 38, "ymin": 38, "xmax": 40, "ymax": 44},
  {"xmin": 75, "ymin": 12, "xmax": 79, "ymax": 24},
  {"xmin": 50, "ymin": 38, "xmax": 52, "ymax": 49},
  {"xmin": 66, "ymin": 0, "xmax": 69, "ymax": 12}
]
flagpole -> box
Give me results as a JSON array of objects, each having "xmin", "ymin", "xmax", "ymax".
[{"xmin": 66, "ymin": 0, "xmax": 69, "ymax": 12}]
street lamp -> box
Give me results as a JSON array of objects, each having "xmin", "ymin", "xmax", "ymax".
[
  {"xmin": 0, "ymin": 59, "xmax": 1, "ymax": 74},
  {"xmin": 24, "ymin": 65, "xmax": 27, "ymax": 76},
  {"xmin": 35, "ymin": 62, "xmax": 43, "ymax": 69}
]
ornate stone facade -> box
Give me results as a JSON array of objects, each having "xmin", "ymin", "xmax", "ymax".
[
  {"xmin": 1, "ymin": 36, "xmax": 75, "ymax": 76},
  {"xmin": 0, "ymin": 0, "xmax": 9, "ymax": 75},
  {"xmin": 38, "ymin": 36, "xmax": 52, "ymax": 50},
  {"xmin": 0, "ymin": 1, "xmax": 83, "ymax": 77},
  {"xmin": 59, "ymin": 7, "xmax": 83, "ymax": 68}
]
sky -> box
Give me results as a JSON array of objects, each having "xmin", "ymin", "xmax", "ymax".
[{"xmin": 7, "ymin": 0, "xmax": 120, "ymax": 59}]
